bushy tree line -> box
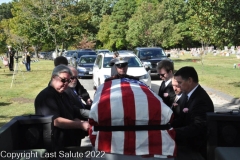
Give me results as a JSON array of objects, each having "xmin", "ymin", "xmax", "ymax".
[{"xmin": 0, "ymin": 0, "xmax": 240, "ymax": 54}]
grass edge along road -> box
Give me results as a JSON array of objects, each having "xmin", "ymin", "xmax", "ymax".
[{"xmin": 0, "ymin": 53, "xmax": 240, "ymax": 127}]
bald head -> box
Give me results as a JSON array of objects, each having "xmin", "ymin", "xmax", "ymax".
[{"xmin": 68, "ymin": 66, "xmax": 78, "ymax": 88}]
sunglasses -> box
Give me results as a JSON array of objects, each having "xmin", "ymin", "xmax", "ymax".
[
  {"xmin": 70, "ymin": 76, "xmax": 78, "ymax": 80},
  {"xmin": 56, "ymin": 75, "xmax": 71, "ymax": 83},
  {"xmin": 158, "ymin": 73, "xmax": 165, "ymax": 77},
  {"xmin": 116, "ymin": 63, "xmax": 128, "ymax": 68}
]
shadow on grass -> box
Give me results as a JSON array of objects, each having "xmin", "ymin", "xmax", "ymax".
[
  {"xmin": 173, "ymin": 58, "xmax": 200, "ymax": 62},
  {"xmin": 0, "ymin": 102, "xmax": 11, "ymax": 106},
  {"xmin": 229, "ymin": 82, "xmax": 240, "ymax": 88},
  {"xmin": 0, "ymin": 69, "xmax": 51, "ymax": 73}
]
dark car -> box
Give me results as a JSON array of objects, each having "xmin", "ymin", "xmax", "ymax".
[
  {"xmin": 64, "ymin": 50, "xmax": 77, "ymax": 64},
  {"xmin": 77, "ymin": 55, "xmax": 97, "ymax": 78},
  {"xmin": 70, "ymin": 49, "xmax": 96, "ymax": 68},
  {"xmin": 117, "ymin": 50, "xmax": 134, "ymax": 54},
  {"xmin": 134, "ymin": 47, "xmax": 172, "ymax": 75}
]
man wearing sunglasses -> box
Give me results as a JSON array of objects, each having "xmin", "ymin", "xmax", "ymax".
[
  {"xmin": 65, "ymin": 66, "xmax": 91, "ymax": 119},
  {"xmin": 54, "ymin": 56, "xmax": 92, "ymax": 106},
  {"xmin": 105, "ymin": 57, "xmax": 139, "ymax": 82},
  {"xmin": 35, "ymin": 65, "xmax": 90, "ymax": 156},
  {"xmin": 157, "ymin": 60, "xmax": 176, "ymax": 107}
]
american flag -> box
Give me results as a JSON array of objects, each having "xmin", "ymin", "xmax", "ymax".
[{"xmin": 89, "ymin": 78, "xmax": 176, "ymax": 157}]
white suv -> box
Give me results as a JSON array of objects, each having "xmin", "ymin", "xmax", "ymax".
[{"xmin": 93, "ymin": 52, "xmax": 151, "ymax": 89}]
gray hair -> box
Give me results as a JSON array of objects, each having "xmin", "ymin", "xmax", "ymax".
[{"xmin": 51, "ymin": 64, "xmax": 72, "ymax": 77}]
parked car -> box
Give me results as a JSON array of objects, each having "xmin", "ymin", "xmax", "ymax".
[
  {"xmin": 70, "ymin": 49, "xmax": 97, "ymax": 68},
  {"xmin": 63, "ymin": 50, "xmax": 77, "ymax": 64},
  {"xmin": 38, "ymin": 52, "xmax": 47, "ymax": 59},
  {"xmin": 95, "ymin": 49, "xmax": 111, "ymax": 54},
  {"xmin": 93, "ymin": 52, "xmax": 151, "ymax": 89},
  {"xmin": 134, "ymin": 47, "xmax": 173, "ymax": 75},
  {"xmin": 117, "ymin": 50, "xmax": 134, "ymax": 54},
  {"xmin": 77, "ymin": 55, "xmax": 97, "ymax": 78},
  {"xmin": 45, "ymin": 51, "xmax": 54, "ymax": 60}
]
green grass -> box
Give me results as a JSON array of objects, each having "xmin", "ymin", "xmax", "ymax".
[
  {"xmin": 0, "ymin": 53, "xmax": 240, "ymax": 127},
  {"xmin": 0, "ymin": 59, "xmax": 54, "ymax": 127},
  {"xmin": 172, "ymin": 53, "xmax": 240, "ymax": 97}
]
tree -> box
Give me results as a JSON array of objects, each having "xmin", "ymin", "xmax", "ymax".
[
  {"xmin": 76, "ymin": 34, "xmax": 96, "ymax": 49},
  {"xmin": 127, "ymin": 2, "xmax": 163, "ymax": 47},
  {"xmin": 97, "ymin": 15, "xmax": 112, "ymax": 49},
  {"xmin": 0, "ymin": 2, "xmax": 13, "ymax": 21},
  {"xmin": 8, "ymin": 0, "xmax": 92, "ymax": 57},
  {"xmin": 85, "ymin": 0, "xmax": 115, "ymax": 48},
  {"xmin": 188, "ymin": 0, "xmax": 240, "ymax": 48},
  {"xmin": 108, "ymin": 0, "xmax": 137, "ymax": 50},
  {"xmin": 0, "ymin": 2, "xmax": 13, "ymax": 52}
]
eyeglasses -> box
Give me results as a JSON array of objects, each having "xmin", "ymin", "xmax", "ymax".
[
  {"xmin": 158, "ymin": 73, "xmax": 165, "ymax": 77},
  {"xmin": 56, "ymin": 75, "xmax": 71, "ymax": 83},
  {"xmin": 70, "ymin": 76, "xmax": 78, "ymax": 80},
  {"xmin": 116, "ymin": 63, "xmax": 128, "ymax": 68}
]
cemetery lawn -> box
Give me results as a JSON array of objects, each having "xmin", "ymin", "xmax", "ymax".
[
  {"xmin": 0, "ymin": 53, "xmax": 240, "ymax": 127},
  {"xmin": 172, "ymin": 53, "xmax": 240, "ymax": 98}
]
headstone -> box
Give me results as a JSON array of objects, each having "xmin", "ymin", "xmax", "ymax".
[{"xmin": 231, "ymin": 46, "xmax": 236, "ymax": 54}]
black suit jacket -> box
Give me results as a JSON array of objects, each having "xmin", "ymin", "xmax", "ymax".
[
  {"xmin": 171, "ymin": 93, "xmax": 188, "ymax": 120},
  {"xmin": 171, "ymin": 85, "xmax": 214, "ymax": 152},
  {"xmin": 76, "ymin": 80, "xmax": 91, "ymax": 103},
  {"xmin": 158, "ymin": 81, "xmax": 176, "ymax": 107},
  {"xmin": 64, "ymin": 87, "xmax": 90, "ymax": 120}
]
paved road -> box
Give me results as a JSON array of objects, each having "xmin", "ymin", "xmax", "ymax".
[{"xmin": 79, "ymin": 77, "xmax": 239, "ymax": 112}]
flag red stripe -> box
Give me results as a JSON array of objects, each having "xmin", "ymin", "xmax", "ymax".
[
  {"xmin": 121, "ymin": 81, "xmax": 136, "ymax": 155},
  {"xmin": 97, "ymin": 81, "xmax": 112, "ymax": 152},
  {"xmin": 140, "ymin": 85, "xmax": 162, "ymax": 154}
]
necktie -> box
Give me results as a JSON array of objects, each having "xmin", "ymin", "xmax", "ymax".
[
  {"xmin": 174, "ymin": 96, "xmax": 179, "ymax": 103},
  {"xmin": 72, "ymin": 89, "xmax": 85, "ymax": 109},
  {"xmin": 160, "ymin": 81, "xmax": 165, "ymax": 93}
]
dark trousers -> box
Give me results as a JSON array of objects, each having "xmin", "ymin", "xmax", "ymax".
[{"xmin": 9, "ymin": 57, "xmax": 14, "ymax": 71}]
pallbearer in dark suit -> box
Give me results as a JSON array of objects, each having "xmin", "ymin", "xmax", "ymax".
[
  {"xmin": 171, "ymin": 77, "xmax": 188, "ymax": 120},
  {"xmin": 172, "ymin": 66, "xmax": 214, "ymax": 160},
  {"xmin": 157, "ymin": 60, "xmax": 175, "ymax": 107}
]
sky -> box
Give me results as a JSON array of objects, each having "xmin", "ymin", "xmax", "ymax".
[{"xmin": 0, "ymin": 0, "xmax": 12, "ymax": 5}]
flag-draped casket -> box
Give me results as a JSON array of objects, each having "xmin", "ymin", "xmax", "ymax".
[{"xmin": 89, "ymin": 78, "xmax": 176, "ymax": 157}]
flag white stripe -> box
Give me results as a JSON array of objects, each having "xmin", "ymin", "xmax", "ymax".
[
  {"xmin": 95, "ymin": 132, "xmax": 99, "ymax": 151},
  {"xmin": 111, "ymin": 132, "xmax": 124, "ymax": 154},
  {"xmin": 89, "ymin": 82, "xmax": 104, "ymax": 122},
  {"xmin": 110, "ymin": 79, "xmax": 124, "ymax": 126},
  {"xmin": 130, "ymin": 82, "xmax": 149, "ymax": 125},
  {"xmin": 135, "ymin": 131, "xmax": 149, "ymax": 155},
  {"xmin": 161, "ymin": 130, "xmax": 175, "ymax": 155},
  {"xmin": 150, "ymin": 89, "xmax": 172, "ymax": 124}
]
